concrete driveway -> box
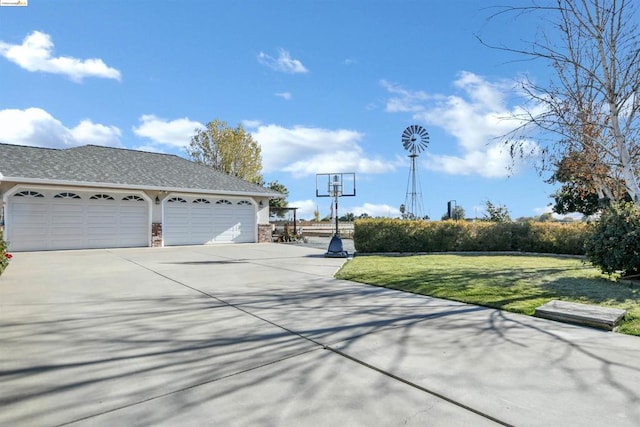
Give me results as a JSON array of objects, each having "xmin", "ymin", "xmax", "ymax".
[{"xmin": 1, "ymin": 244, "xmax": 639, "ymax": 426}]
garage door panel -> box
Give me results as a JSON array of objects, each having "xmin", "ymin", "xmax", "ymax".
[
  {"xmin": 53, "ymin": 238, "xmax": 86, "ymax": 250},
  {"xmin": 87, "ymin": 211, "xmax": 119, "ymax": 225},
  {"xmin": 12, "ymin": 209, "xmax": 48, "ymax": 225},
  {"xmin": 163, "ymin": 196, "xmax": 256, "ymax": 246},
  {"xmin": 7, "ymin": 189, "xmax": 149, "ymax": 251},
  {"xmin": 11, "ymin": 201, "xmax": 47, "ymax": 215},
  {"xmin": 51, "ymin": 204, "xmax": 84, "ymax": 216}
]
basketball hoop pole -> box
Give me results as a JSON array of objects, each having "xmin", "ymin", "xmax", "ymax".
[{"xmin": 331, "ymin": 174, "xmax": 340, "ymax": 235}]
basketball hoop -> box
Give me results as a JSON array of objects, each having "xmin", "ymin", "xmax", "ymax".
[{"xmin": 315, "ymin": 172, "xmax": 356, "ymax": 257}]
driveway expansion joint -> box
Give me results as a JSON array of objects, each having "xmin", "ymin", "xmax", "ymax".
[{"xmin": 117, "ymin": 253, "xmax": 513, "ymax": 427}]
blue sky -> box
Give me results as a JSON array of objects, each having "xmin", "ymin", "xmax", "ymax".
[{"xmin": 0, "ymin": 0, "xmax": 569, "ymax": 220}]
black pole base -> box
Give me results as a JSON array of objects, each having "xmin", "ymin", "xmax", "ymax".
[{"xmin": 325, "ymin": 234, "xmax": 349, "ymax": 258}]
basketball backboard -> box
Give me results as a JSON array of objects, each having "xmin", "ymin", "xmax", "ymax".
[{"xmin": 315, "ymin": 173, "xmax": 356, "ymax": 197}]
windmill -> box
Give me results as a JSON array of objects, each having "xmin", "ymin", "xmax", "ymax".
[{"xmin": 401, "ymin": 125, "xmax": 429, "ymax": 219}]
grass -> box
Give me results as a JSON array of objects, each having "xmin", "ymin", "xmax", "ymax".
[{"xmin": 335, "ymin": 254, "xmax": 640, "ymax": 336}]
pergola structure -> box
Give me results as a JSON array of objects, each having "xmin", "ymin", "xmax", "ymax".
[{"xmin": 269, "ymin": 207, "xmax": 299, "ymax": 234}]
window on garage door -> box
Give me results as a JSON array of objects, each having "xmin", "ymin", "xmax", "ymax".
[
  {"xmin": 54, "ymin": 192, "xmax": 81, "ymax": 199},
  {"xmin": 14, "ymin": 190, "xmax": 45, "ymax": 198},
  {"xmin": 122, "ymin": 195, "xmax": 145, "ymax": 201},
  {"xmin": 90, "ymin": 194, "xmax": 115, "ymax": 200}
]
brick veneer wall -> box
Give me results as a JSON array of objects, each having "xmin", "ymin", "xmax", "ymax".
[
  {"xmin": 258, "ymin": 224, "xmax": 272, "ymax": 243},
  {"xmin": 152, "ymin": 223, "xmax": 162, "ymax": 247}
]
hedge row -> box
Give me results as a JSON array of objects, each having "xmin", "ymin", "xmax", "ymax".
[{"xmin": 353, "ymin": 219, "xmax": 589, "ymax": 255}]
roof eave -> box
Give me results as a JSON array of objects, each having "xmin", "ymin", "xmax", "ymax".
[{"xmin": 1, "ymin": 176, "xmax": 283, "ymax": 198}]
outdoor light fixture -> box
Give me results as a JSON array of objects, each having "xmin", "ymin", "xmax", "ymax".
[
  {"xmin": 155, "ymin": 196, "xmax": 160, "ymax": 205},
  {"xmin": 259, "ymin": 200, "xmax": 264, "ymax": 207}
]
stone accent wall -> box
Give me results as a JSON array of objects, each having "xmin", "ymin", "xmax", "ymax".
[
  {"xmin": 152, "ymin": 223, "xmax": 163, "ymax": 247},
  {"xmin": 258, "ymin": 224, "xmax": 272, "ymax": 243}
]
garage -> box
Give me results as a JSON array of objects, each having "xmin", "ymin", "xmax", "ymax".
[
  {"xmin": 1, "ymin": 143, "xmax": 278, "ymax": 250},
  {"xmin": 6, "ymin": 188, "xmax": 150, "ymax": 251},
  {"xmin": 163, "ymin": 194, "xmax": 256, "ymax": 245}
]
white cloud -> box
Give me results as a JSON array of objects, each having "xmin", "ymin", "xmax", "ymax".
[
  {"xmin": 286, "ymin": 200, "xmax": 399, "ymax": 220},
  {"xmin": 275, "ymin": 92, "xmax": 292, "ymax": 100},
  {"xmin": 132, "ymin": 115, "xmax": 204, "ymax": 149},
  {"xmin": 0, "ymin": 31, "xmax": 121, "ymax": 82},
  {"xmin": 257, "ymin": 48, "xmax": 309, "ymax": 74},
  {"xmin": 70, "ymin": 120, "xmax": 122, "ymax": 146},
  {"xmin": 424, "ymin": 140, "xmax": 538, "ymax": 178},
  {"xmin": 381, "ymin": 79, "xmax": 434, "ymax": 113},
  {"xmin": 288, "ymin": 199, "xmax": 317, "ymax": 219},
  {"xmin": 0, "ymin": 107, "xmax": 121, "ymax": 148},
  {"xmin": 533, "ymin": 205, "xmax": 583, "ymax": 221},
  {"xmin": 242, "ymin": 119, "xmax": 262, "ymax": 129},
  {"xmin": 382, "ymin": 72, "xmax": 540, "ymax": 178},
  {"xmin": 251, "ymin": 124, "xmax": 401, "ymax": 176}
]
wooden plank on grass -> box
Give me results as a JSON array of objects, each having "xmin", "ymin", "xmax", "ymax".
[{"xmin": 535, "ymin": 300, "xmax": 626, "ymax": 331}]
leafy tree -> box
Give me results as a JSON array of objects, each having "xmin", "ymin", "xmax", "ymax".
[
  {"xmin": 340, "ymin": 212, "xmax": 355, "ymax": 222},
  {"xmin": 548, "ymin": 145, "xmax": 628, "ymax": 216},
  {"xmin": 187, "ymin": 119, "xmax": 263, "ymax": 184},
  {"xmin": 538, "ymin": 212, "xmax": 554, "ymax": 222},
  {"xmin": 549, "ymin": 183, "xmax": 601, "ymax": 217},
  {"xmin": 358, "ymin": 213, "xmax": 371, "ymax": 219},
  {"xmin": 266, "ymin": 181, "xmax": 288, "ymax": 209},
  {"xmin": 441, "ymin": 206, "xmax": 465, "ymax": 221},
  {"xmin": 265, "ymin": 181, "xmax": 288, "ymax": 219},
  {"xmin": 482, "ymin": 201, "xmax": 511, "ymax": 223},
  {"xmin": 399, "ymin": 204, "xmax": 407, "ymax": 219},
  {"xmin": 313, "ymin": 207, "xmax": 320, "ymax": 222},
  {"xmin": 483, "ymin": 1, "xmax": 640, "ymax": 206}
]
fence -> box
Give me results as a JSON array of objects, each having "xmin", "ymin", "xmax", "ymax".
[{"xmin": 271, "ymin": 221, "xmax": 355, "ymax": 237}]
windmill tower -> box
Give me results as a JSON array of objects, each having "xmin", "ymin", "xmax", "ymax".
[{"xmin": 401, "ymin": 125, "xmax": 429, "ymax": 219}]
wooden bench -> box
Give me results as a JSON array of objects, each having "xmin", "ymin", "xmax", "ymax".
[{"xmin": 534, "ymin": 300, "xmax": 626, "ymax": 331}]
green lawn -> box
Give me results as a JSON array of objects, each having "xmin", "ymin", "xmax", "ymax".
[{"xmin": 335, "ymin": 254, "xmax": 640, "ymax": 336}]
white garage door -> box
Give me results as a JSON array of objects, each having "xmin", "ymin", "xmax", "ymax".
[
  {"xmin": 6, "ymin": 189, "xmax": 150, "ymax": 251},
  {"xmin": 163, "ymin": 195, "xmax": 256, "ymax": 246}
]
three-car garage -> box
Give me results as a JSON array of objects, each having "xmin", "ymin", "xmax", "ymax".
[
  {"xmin": 4, "ymin": 187, "xmax": 259, "ymax": 251},
  {"xmin": 1, "ymin": 143, "xmax": 277, "ymax": 252}
]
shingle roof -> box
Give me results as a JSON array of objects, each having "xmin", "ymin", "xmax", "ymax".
[{"xmin": 0, "ymin": 143, "xmax": 280, "ymax": 196}]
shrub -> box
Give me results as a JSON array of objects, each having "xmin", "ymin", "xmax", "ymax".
[
  {"xmin": 585, "ymin": 202, "xmax": 640, "ymax": 276},
  {"xmin": 354, "ymin": 219, "xmax": 589, "ymax": 255},
  {"xmin": 0, "ymin": 229, "xmax": 9, "ymax": 275}
]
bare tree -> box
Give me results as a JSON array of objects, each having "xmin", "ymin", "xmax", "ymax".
[{"xmin": 482, "ymin": 0, "xmax": 640, "ymax": 206}]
